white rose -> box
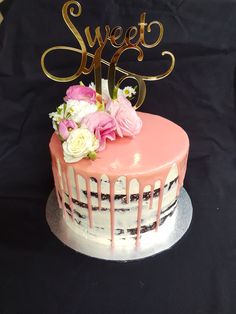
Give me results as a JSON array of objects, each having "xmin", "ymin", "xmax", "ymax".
[
  {"xmin": 62, "ymin": 128, "xmax": 99, "ymax": 163},
  {"xmin": 66, "ymin": 99, "xmax": 97, "ymax": 123}
]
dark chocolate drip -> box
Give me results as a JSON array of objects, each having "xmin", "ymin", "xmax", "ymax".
[
  {"xmin": 65, "ymin": 195, "xmax": 177, "ymax": 217},
  {"xmin": 159, "ymin": 206, "xmax": 176, "ymax": 226},
  {"xmin": 141, "ymin": 221, "xmax": 157, "ymax": 233},
  {"xmin": 143, "ymin": 188, "xmax": 160, "ymax": 201},
  {"xmin": 74, "ymin": 211, "xmax": 86, "ymax": 219},
  {"xmin": 127, "ymin": 227, "xmax": 137, "ymax": 236},
  {"xmin": 168, "ymin": 177, "xmax": 178, "ymax": 191},
  {"xmin": 127, "ymin": 202, "xmax": 178, "ymax": 235},
  {"xmin": 65, "ymin": 176, "xmax": 178, "ymax": 205},
  {"xmin": 127, "ymin": 221, "xmax": 157, "ymax": 235},
  {"xmin": 71, "ymin": 198, "xmax": 87, "ymax": 208},
  {"xmin": 81, "ymin": 190, "xmax": 158, "ymax": 202},
  {"xmin": 90, "ymin": 177, "xmax": 97, "ymax": 183},
  {"xmin": 58, "ymin": 191, "xmax": 62, "ymax": 202},
  {"xmin": 82, "ymin": 190, "xmax": 111, "ymax": 201},
  {"xmin": 115, "ymin": 229, "xmax": 125, "ymax": 235},
  {"xmin": 64, "ymin": 202, "xmax": 71, "ymax": 211},
  {"xmin": 66, "ymin": 201, "xmax": 139, "ymax": 212},
  {"xmin": 167, "ymin": 176, "xmax": 178, "ymax": 189},
  {"xmin": 70, "ymin": 203, "xmax": 177, "ymax": 236},
  {"xmin": 95, "ymin": 226, "xmax": 104, "ymax": 230},
  {"xmin": 115, "ymin": 207, "xmax": 131, "ymax": 212},
  {"xmin": 74, "ymin": 219, "xmax": 81, "ymax": 225},
  {"xmin": 65, "ymin": 197, "xmax": 177, "ymax": 214},
  {"xmin": 65, "ymin": 199, "xmax": 134, "ymax": 212},
  {"xmin": 161, "ymin": 199, "xmax": 177, "ymax": 214}
]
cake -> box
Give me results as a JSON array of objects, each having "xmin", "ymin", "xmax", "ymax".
[
  {"xmin": 49, "ymin": 90, "xmax": 189, "ymax": 248},
  {"xmin": 41, "ymin": 1, "xmax": 190, "ymax": 257}
]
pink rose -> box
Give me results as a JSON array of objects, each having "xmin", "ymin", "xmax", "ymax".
[
  {"xmin": 81, "ymin": 111, "xmax": 116, "ymax": 151},
  {"xmin": 106, "ymin": 96, "xmax": 142, "ymax": 137},
  {"xmin": 58, "ymin": 119, "xmax": 78, "ymax": 140},
  {"xmin": 64, "ymin": 85, "xmax": 96, "ymax": 104}
]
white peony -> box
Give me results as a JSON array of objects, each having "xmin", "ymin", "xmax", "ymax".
[
  {"xmin": 62, "ymin": 128, "xmax": 99, "ymax": 163},
  {"xmin": 65, "ymin": 99, "xmax": 97, "ymax": 123}
]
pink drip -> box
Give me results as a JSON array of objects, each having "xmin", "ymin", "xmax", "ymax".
[
  {"xmin": 74, "ymin": 171, "xmax": 80, "ymax": 202},
  {"xmin": 97, "ymin": 178, "xmax": 102, "ymax": 210},
  {"xmin": 63, "ymin": 174, "xmax": 67, "ymax": 193},
  {"xmin": 176, "ymin": 162, "xmax": 182, "ymax": 197},
  {"xmin": 86, "ymin": 178, "xmax": 93, "ymax": 228},
  {"xmin": 52, "ymin": 165, "xmax": 62, "ymax": 209},
  {"xmin": 176, "ymin": 180, "xmax": 181, "ymax": 196},
  {"xmin": 136, "ymin": 185, "xmax": 144, "ymax": 247},
  {"xmin": 176, "ymin": 155, "xmax": 188, "ymax": 196},
  {"xmin": 125, "ymin": 178, "xmax": 130, "ymax": 204},
  {"xmin": 109, "ymin": 180, "xmax": 115, "ymax": 247},
  {"xmin": 54, "ymin": 158, "xmax": 66, "ymax": 217},
  {"xmin": 126, "ymin": 178, "xmax": 130, "ymax": 204},
  {"xmin": 66, "ymin": 168, "xmax": 74, "ymax": 220},
  {"xmin": 62, "ymin": 174, "xmax": 69, "ymax": 218},
  {"xmin": 149, "ymin": 184, "xmax": 154, "ymax": 209},
  {"xmin": 155, "ymin": 181, "xmax": 165, "ymax": 232}
]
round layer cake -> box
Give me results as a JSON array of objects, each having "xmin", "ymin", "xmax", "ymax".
[{"xmin": 49, "ymin": 112, "xmax": 189, "ymax": 248}]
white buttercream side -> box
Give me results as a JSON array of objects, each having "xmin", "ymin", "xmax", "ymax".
[
  {"xmin": 56, "ymin": 158, "xmax": 180, "ymax": 247},
  {"xmin": 64, "ymin": 204, "xmax": 177, "ymax": 247}
]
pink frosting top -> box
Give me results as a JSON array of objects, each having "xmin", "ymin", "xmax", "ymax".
[{"xmin": 50, "ymin": 112, "xmax": 189, "ymax": 179}]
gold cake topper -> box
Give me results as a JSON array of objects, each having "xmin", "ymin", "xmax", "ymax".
[{"xmin": 41, "ymin": 0, "xmax": 175, "ymax": 109}]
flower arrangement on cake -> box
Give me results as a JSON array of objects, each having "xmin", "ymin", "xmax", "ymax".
[{"xmin": 49, "ymin": 79, "xmax": 142, "ymax": 163}]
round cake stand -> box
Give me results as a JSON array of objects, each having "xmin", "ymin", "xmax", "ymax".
[{"xmin": 46, "ymin": 188, "xmax": 193, "ymax": 261}]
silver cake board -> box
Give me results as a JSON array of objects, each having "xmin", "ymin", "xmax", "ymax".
[{"xmin": 46, "ymin": 188, "xmax": 193, "ymax": 261}]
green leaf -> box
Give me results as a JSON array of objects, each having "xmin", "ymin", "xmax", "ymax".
[
  {"xmin": 57, "ymin": 106, "xmax": 63, "ymax": 115},
  {"xmin": 112, "ymin": 86, "xmax": 119, "ymax": 100},
  {"xmin": 63, "ymin": 103, "xmax": 67, "ymax": 116},
  {"xmin": 87, "ymin": 151, "xmax": 97, "ymax": 160},
  {"xmin": 97, "ymin": 102, "xmax": 105, "ymax": 111}
]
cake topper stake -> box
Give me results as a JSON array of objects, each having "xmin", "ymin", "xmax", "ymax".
[{"xmin": 41, "ymin": 0, "xmax": 175, "ymax": 109}]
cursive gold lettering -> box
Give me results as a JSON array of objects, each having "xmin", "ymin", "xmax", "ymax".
[
  {"xmin": 108, "ymin": 45, "xmax": 146, "ymax": 108},
  {"xmin": 41, "ymin": 1, "xmax": 175, "ymax": 110},
  {"xmin": 85, "ymin": 25, "xmax": 110, "ymax": 48},
  {"xmin": 62, "ymin": 1, "xmax": 87, "ymax": 78},
  {"xmin": 139, "ymin": 12, "xmax": 163, "ymax": 48},
  {"xmin": 109, "ymin": 26, "xmax": 124, "ymax": 48},
  {"xmin": 124, "ymin": 26, "xmax": 138, "ymax": 46}
]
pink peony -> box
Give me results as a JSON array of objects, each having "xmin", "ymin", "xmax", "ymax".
[
  {"xmin": 58, "ymin": 119, "xmax": 78, "ymax": 140},
  {"xmin": 64, "ymin": 85, "xmax": 96, "ymax": 104},
  {"xmin": 81, "ymin": 111, "xmax": 116, "ymax": 151},
  {"xmin": 106, "ymin": 96, "xmax": 142, "ymax": 137}
]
